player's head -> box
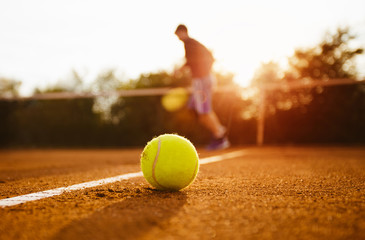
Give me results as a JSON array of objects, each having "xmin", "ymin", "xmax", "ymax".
[{"xmin": 175, "ymin": 24, "xmax": 189, "ymax": 40}]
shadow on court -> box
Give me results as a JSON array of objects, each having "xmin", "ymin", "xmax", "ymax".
[{"xmin": 51, "ymin": 189, "xmax": 187, "ymax": 240}]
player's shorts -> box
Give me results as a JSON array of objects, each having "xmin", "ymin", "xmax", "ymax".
[{"xmin": 188, "ymin": 74, "xmax": 215, "ymax": 114}]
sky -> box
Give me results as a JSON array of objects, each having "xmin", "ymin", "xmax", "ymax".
[{"xmin": 0, "ymin": 0, "xmax": 364, "ymax": 96}]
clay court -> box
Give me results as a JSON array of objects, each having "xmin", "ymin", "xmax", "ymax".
[{"xmin": 0, "ymin": 146, "xmax": 364, "ymax": 240}]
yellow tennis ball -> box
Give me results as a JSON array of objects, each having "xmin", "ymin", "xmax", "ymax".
[
  {"xmin": 161, "ymin": 87, "xmax": 189, "ymax": 112},
  {"xmin": 140, "ymin": 134, "xmax": 199, "ymax": 191}
]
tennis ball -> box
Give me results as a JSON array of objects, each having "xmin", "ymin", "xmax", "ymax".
[
  {"xmin": 141, "ymin": 134, "xmax": 199, "ymax": 191},
  {"xmin": 161, "ymin": 87, "xmax": 189, "ymax": 112}
]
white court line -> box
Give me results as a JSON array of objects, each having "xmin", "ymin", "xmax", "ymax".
[{"xmin": 0, "ymin": 150, "xmax": 246, "ymax": 208}]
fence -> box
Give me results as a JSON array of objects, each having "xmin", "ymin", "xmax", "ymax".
[{"xmin": 1, "ymin": 78, "xmax": 364, "ymax": 146}]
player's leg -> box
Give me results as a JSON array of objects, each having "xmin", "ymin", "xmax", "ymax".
[
  {"xmin": 198, "ymin": 112, "xmax": 225, "ymax": 139},
  {"xmin": 190, "ymin": 75, "xmax": 230, "ymax": 150}
]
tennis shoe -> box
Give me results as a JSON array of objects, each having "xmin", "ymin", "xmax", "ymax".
[{"xmin": 206, "ymin": 136, "xmax": 230, "ymax": 151}]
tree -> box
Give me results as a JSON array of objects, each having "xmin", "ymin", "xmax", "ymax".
[
  {"xmin": 0, "ymin": 77, "xmax": 21, "ymax": 98},
  {"xmin": 287, "ymin": 27, "xmax": 363, "ymax": 80},
  {"xmin": 91, "ymin": 69, "xmax": 125, "ymax": 123},
  {"xmin": 263, "ymin": 26, "xmax": 365, "ymax": 143},
  {"xmin": 252, "ymin": 61, "xmax": 284, "ymax": 85},
  {"xmin": 260, "ymin": 27, "xmax": 364, "ymax": 113},
  {"xmin": 34, "ymin": 69, "xmax": 85, "ymax": 94}
]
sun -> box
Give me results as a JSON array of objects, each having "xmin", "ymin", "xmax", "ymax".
[{"xmin": 214, "ymin": 56, "xmax": 256, "ymax": 88}]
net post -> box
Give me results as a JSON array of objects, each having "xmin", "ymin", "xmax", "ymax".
[{"xmin": 257, "ymin": 87, "xmax": 266, "ymax": 146}]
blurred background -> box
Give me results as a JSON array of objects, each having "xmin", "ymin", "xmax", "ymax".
[{"xmin": 0, "ymin": 0, "xmax": 364, "ymax": 148}]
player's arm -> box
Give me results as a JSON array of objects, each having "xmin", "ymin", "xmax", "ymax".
[{"xmin": 173, "ymin": 62, "xmax": 190, "ymax": 77}]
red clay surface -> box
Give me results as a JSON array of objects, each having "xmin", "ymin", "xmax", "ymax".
[{"xmin": 0, "ymin": 146, "xmax": 364, "ymax": 240}]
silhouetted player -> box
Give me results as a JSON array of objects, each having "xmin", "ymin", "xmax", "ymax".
[{"xmin": 174, "ymin": 24, "xmax": 230, "ymax": 150}]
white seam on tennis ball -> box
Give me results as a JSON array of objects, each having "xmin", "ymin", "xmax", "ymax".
[
  {"xmin": 151, "ymin": 137, "xmax": 165, "ymax": 189},
  {"xmin": 187, "ymin": 152, "xmax": 199, "ymax": 185}
]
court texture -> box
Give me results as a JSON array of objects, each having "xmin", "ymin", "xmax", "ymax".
[{"xmin": 0, "ymin": 146, "xmax": 364, "ymax": 240}]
